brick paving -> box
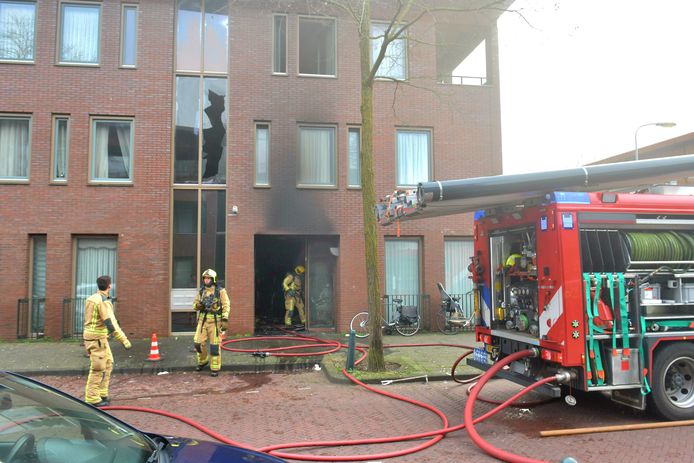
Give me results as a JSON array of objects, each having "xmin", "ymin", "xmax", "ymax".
[{"xmin": 35, "ymin": 370, "xmax": 694, "ymax": 463}]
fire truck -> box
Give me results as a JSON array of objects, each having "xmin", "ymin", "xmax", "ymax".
[{"xmin": 377, "ymin": 155, "xmax": 694, "ymax": 420}]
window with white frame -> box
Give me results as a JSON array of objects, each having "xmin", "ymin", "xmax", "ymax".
[
  {"xmin": 298, "ymin": 16, "xmax": 335, "ymax": 76},
  {"xmin": 272, "ymin": 14, "xmax": 286, "ymax": 74},
  {"xmin": 59, "ymin": 2, "xmax": 101, "ymax": 64},
  {"xmin": 73, "ymin": 237, "xmax": 117, "ymax": 334},
  {"xmin": 90, "ymin": 119, "xmax": 133, "ymax": 182},
  {"xmin": 0, "ymin": 115, "xmax": 30, "ymax": 180},
  {"xmin": 120, "ymin": 4, "xmax": 137, "ymax": 67},
  {"xmin": 52, "ymin": 116, "xmax": 69, "ymax": 182},
  {"xmin": 255, "ymin": 123, "xmax": 270, "ymax": 186},
  {"xmin": 445, "ymin": 239, "xmax": 474, "ymax": 295},
  {"xmin": 371, "ymin": 21, "xmax": 406, "ymax": 80},
  {"xmin": 347, "ymin": 127, "xmax": 360, "ymax": 187},
  {"xmin": 0, "ymin": 1, "xmax": 36, "ymax": 62},
  {"xmin": 299, "ymin": 126, "xmax": 336, "ymax": 186},
  {"xmin": 396, "ymin": 129, "xmax": 430, "ymax": 186}
]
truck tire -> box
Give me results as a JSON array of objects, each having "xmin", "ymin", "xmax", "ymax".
[{"xmin": 649, "ymin": 342, "xmax": 694, "ymax": 420}]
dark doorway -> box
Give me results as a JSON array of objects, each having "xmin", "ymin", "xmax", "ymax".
[{"xmin": 254, "ymin": 235, "xmax": 338, "ymax": 333}]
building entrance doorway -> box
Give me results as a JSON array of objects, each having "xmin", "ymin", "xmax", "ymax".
[{"xmin": 254, "ymin": 235, "xmax": 338, "ymax": 332}]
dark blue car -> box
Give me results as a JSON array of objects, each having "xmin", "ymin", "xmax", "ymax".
[{"xmin": 0, "ymin": 371, "xmax": 286, "ymax": 463}]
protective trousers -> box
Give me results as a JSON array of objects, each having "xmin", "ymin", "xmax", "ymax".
[
  {"xmin": 194, "ymin": 315, "xmax": 222, "ymax": 372},
  {"xmin": 84, "ymin": 337, "xmax": 113, "ymax": 404},
  {"xmin": 284, "ymin": 293, "xmax": 306, "ymax": 326}
]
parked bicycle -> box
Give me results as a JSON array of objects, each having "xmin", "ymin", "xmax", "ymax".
[
  {"xmin": 435, "ymin": 282, "xmax": 473, "ymax": 335},
  {"xmin": 350, "ymin": 297, "xmax": 421, "ymax": 338}
]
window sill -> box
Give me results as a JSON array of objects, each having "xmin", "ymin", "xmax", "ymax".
[
  {"xmin": 88, "ymin": 180, "xmax": 134, "ymax": 186},
  {"xmin": 347, "ymin": 185, "xmax": 362, "ymax": 190},
  {"xmin": 272, "ymin": 72, "xmax": 288, "ymax": 76},
  {"xmin": 253, "ymin": 184, "xmax": 271, "ymax": 189},
  {"xmin": 56, "ymin": 62, "xmax": 100, "ymax": 67},
  {"xmin": 297, "ymin": 73, "xmax": 337, "ymax": 79},
  {"xmin": 296, "ymin": 184, "xmax": 338, "ymax": 190},
  {"xmin": 0, "ymin": 178, "xmax": 29, "ymax": 184},
  {"xmin": 0, "ymin": 59, "xmax": 34, "ymax": 65},
  {"xmin": 119, "ymin": 65, "xmax": 137, "ymax": 69}
]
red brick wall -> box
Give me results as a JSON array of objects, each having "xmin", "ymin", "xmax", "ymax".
[{"xmin": 0, "ymin": 1, "xmax": 502, "ymax": 339}]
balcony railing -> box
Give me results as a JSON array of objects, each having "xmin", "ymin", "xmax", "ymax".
[
  {"xmin": 437, "ymin": 75, "xmax": 487, "ymax": 86},
  {"xmin": 16, "ymin": 298, "xmax": 45, "ymax": 339}
]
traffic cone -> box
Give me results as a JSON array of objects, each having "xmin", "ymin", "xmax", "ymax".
[{"xmin": 147, "ymin": 333, "xmax": 161, "ymax": 361}]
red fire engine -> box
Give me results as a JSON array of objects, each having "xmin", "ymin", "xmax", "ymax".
[{"xmin": 377, "ymin": 155, "xmax": 694, "ymax": 420}]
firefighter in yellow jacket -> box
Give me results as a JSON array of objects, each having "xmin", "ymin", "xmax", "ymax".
[
  {"xmin": 83, "ymin": 275, "xmax": 131, "ymax": 407},
  {"xmin": 282, "ymin": 265, "xmax": 306, "ymax": 327},
  {"xmin": 193, "ymin": 269, "xmax": 230, "ymax": 377}
]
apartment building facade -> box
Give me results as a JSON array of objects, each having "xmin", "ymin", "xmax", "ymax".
[{"xmin": 0, "ymin": 0, "xmax": 505, "ymax": 340}]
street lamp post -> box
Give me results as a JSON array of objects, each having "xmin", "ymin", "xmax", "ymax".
[{"xmin": 634, "ymin": 122, "xmax": 677, "ymax": 160}]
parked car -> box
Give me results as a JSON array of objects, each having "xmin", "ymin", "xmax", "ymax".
[{"xmin": 0, "ymin": 371, "xmax": 285, "ymax": 463}]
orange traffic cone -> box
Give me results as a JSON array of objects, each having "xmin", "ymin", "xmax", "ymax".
[{"xmin": 147, "ymin": 333, "xmax": 161, "ymax": 361}]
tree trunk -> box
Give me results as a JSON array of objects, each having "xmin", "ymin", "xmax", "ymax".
[{"xmin": 358, "ymin": 1, "xmax": 385, "ymax": 371}]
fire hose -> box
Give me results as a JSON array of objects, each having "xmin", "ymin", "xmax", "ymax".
[{"xmin": 103, "ymin": 334, "xmax": 563, "ymax": 462}]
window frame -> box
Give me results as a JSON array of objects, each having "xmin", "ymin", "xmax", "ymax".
[
  {"xmin": 297, "ymin": 124, "xmax": 337, "ymax": 189},
  {"xmin": 371, "ymin": 20, "xmax": 408, "ymax": 81},
  {"xmin": 347, "ymin": 126, "xmax": 361, "ymax": 189},
  {"xmin": 88, "ymin": 116, "xmax": 135, "ymax": 185},
  {"xmin": 57, "ymin": 1, "xmax": 102, "ymax": 66},
  {"xmin": 272, "ymin": 14, "xmax": 287, "ymax": 75},
  {"xmin": 50, "ymin": 115, "xmax": 69, "ymax": 184},
  {"xmin": 0, "ymin": 0, "xmax": 37, "ymax": 63},
  {"xmin": 0, "ymin": 113, "xmax": 31, "ymax": 183},
  {"xmin": 395, "ymin": 128, "xmax": 432, "ymax": 188},
  {"xmin": 254, "ymin": 122, "xmax": 271, "ymax": 187},
  {"xmin": 297, "ymin": 15, "xmax": 337, "ymax": 78},
  {"xmin": 119, "ymin": 3, "xmax": 138, "ymax": 68}
]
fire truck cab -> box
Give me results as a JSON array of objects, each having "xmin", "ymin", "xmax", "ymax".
[{"xmin": 376, "ymin": 156, "xmax": 694, "ymax": 420}]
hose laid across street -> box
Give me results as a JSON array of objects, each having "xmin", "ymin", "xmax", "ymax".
[{"xmin": 103, "ymin": 332, "xmax": 559, "ymax": 462}]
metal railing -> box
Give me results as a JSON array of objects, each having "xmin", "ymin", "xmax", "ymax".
[
  {"xmin": 438, "ymin": 75, "xmax": 487, "ymax": 86},
  {"xmin": 16, "ymin": 298, "xmax": 45, "ymax": 339},
  {"xmin": 382, "ymin": 294, "xmax": 431, "ymax": 330},
  {"xmin": 62, "ymin": 297, "xmax": 118, "ymax": 339}
]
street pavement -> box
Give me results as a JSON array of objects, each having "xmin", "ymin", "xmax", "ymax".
[{"xmin": 5, "ymin": 330, "xmax": 694, "ymax": 462}]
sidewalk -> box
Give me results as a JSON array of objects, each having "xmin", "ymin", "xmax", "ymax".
[{"xmin": 0, "ymin": 331, "xmax": 482, "ymax": 383}]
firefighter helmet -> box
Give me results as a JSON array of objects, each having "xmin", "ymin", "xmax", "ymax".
[
  {"xmin": 294, "ymin": 265, "xmax": 305, "ymax": 275},
  {"xmin": 202, "ymin": 269, "xmax": 217, "ymax": 284}
]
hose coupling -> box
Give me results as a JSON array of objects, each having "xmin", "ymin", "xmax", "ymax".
[
  {"xmin": 554, "ymin": 369, "xmax": 576, "ymax": 384},
  {"xmin": 529, "ymin": 347, "xmax": 540, "ymax": 358},
  {"xmin": 252, "ymin": 351, "xmax": 270, "ymax": 358}
]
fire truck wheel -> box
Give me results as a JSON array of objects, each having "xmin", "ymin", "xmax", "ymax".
[{"xmin": 649, "ymin": 342, "xmax": 694, "ymax": 421}]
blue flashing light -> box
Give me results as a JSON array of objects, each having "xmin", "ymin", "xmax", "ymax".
[
  {"xmin": 474, "ymin": 210, "xmax": 485, "ymax": 221},
  {"xmin": 550, "ymin": 191, "xmax": 591, "ymax": 204}
]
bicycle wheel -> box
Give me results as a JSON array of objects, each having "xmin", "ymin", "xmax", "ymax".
[
  {"xmin": 350, "ymin": 311, "xmax": 370, "ymax": 338},
  {"xmin": 436, "ymin": 309, "xmax": 463, "ymax": 335},
  {"xmin": 395, "ymin": 316, "xmax": 420, "ymax": 336}
]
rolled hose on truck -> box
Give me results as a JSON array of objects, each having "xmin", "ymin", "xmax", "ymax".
[{"xmin": 103, "ymin": 333, "xmax": 571, "ymax": 462}]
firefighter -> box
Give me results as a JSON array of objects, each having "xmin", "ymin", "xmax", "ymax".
[
  {"xmin": 193, "ymin": 269, "xmax": 230, "ymax": 377},
  {"xmin": 282, "ymin": 265, "xmax": 306, "ymax": 327},
  {"xmin": 83, "ymin": 275, "xmax": 131, "ymax": 407}
]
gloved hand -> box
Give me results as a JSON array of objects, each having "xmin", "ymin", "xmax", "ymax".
[
  {"xmin": 123, "ymin": 339, "xmax": 132, "ymax": 350},
  {"xmin": 195, "ymin": 302, "xmax": 205, "ymax": 311},
  {"xmin": 221, "ymin": 319, "xmax": 229, "ymax": 332}
]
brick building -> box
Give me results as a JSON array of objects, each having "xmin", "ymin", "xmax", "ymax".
[{"xmin": 0, "ymin": 0, "xmax": 505, "ymax": 340}]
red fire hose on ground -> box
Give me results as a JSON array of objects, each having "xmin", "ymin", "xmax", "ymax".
[{"xmin": 104, "ymin": 333, "xmax": 563, "ymax": 462}]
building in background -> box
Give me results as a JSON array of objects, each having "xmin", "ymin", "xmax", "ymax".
[{"xmin": 0, "ymin": 0, "xmax": 506, "ymax": 340}]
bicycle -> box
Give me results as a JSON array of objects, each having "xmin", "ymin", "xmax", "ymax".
[
  {"xmin": 349, "ymin": 298, "xmax": 421, "ymax": 338},
  {"xmin": 435, "ymin": 282, "xmax": 474, "ymax": 335}
]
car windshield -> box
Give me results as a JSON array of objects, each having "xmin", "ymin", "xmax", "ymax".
[{"xmin": 0, "ymin": 372, "xmax": 154, "ymax": 463}]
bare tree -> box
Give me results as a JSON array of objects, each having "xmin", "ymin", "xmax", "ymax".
[{"xmin": 313, "ymin": 0, "xmax": 509, "ymax": 371}]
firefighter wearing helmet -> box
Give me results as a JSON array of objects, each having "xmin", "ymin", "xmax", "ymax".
[
  {"xmin": 192, "ymin": 269, "xmax": 230, "ymax": 377},
  {"xmin": 282, "ymin": 265, "xmax": 306, "ymax": 327}
]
